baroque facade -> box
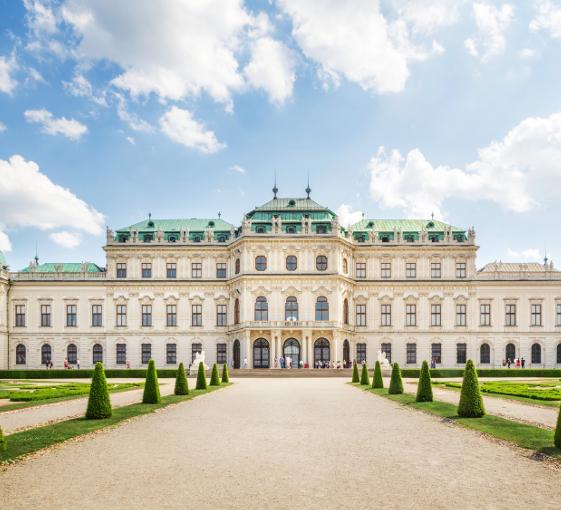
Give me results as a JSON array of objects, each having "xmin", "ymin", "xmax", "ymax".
[{"xmin": 1, "ymin": 189, "xmax": 561, "ymax": 370}]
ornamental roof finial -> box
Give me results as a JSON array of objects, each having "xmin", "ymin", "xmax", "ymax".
[
  {"xmin": 305, "ymin": 172, "xmax": 311, "ymax": 198},
  {"xmin": 273, "ymin": 170, "xmax": 278, "ymax": 199}
]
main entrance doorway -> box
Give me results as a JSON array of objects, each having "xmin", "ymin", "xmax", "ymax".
[
  {"xmin": 343, "ymin": 339, "xmax": 350, "ymax": 366},
  {"xmin": 283, "ymin": 338, "xmax": 301, "ymax": 368},
  {"xmin": 253, "ymin": 338, "xmax": 270, "ymax": 368},
  {"xmin": 314, "ymin": 338, "xmax": 330, "ymax": 367},
  {"xmin": 233, "ymin": 339, "xmax": 240, "ymax": 369}
]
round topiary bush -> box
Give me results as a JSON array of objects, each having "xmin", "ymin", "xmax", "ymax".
[
  {"xmin": 388, "ymin": 363, "xmax": 404, "ymax": 395},
  {"xmin": 458, "ymin": 360, "xmax": 485, "ymax": 418},
  {"xmin": 85, "ymin": 362, "xmax": 112, "ymax": 419},
  {"xmin": 209, "ymin": 363, "xmax": 221, "ymax": 386},
  {"xmin": 360, "ymin": 363, "xmax": 370, "ymax": 386},
  {"xmin": 372, "ymin": 360, "xmax": 384, "ymax": 389},
  {"xmin": 174, "ymin": 362, "xmax": 189, "ymax": 396},
  {"xmin": 555, "ymin": 405, "xmax": 561, "ymax": 448},
  {"xmin": 416, "ymin": 360, "xmax": 433, "ymax": 402},
  {"xmin": 0, "ymin": 425, "xmax": 6, "ymax": 452},
  {"xmin": 221, "ymin": 363, "xmax": 230, "ymax": 384},
  {"xmin": 351, "ymin": 361, "xmax": 360, "ymax": 383},
  {"xmin": 142, "ymin": 359, "xmax": 161, "ymax": 404},
  {"xmin": 196, "ymin": 361, "xmax": 208, "ymax": 390}
]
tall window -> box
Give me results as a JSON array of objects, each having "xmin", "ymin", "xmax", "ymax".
[
  {"xmin": 40, "ymin": 304, "xmax": 51, "ymax": 327},
  {"xmin": 456, "ymin": 304, "xmax": 467, "ymax": 326},
  {"xmin": 431, "ymin": 262, "xmax": 441, "ymax": 279},
  {"xmin": 255, "ymin": 297, "xmax": 268, "ymax": 321},
  {"xmin": 116, "ymin": 304, "xmax": 127, "ymax": 327},
  {"xmin": 406, "ymin": 304, "xmax": 416, "ymax": 327},
  {"xmin": 356, "ymin": 304, "xmax": 366, "ymax": 326},
  {"xmin": 506, "ymin": 343, "xmax": 516, "ymax": 361},
  {"xmin": 41, "ymin": 344, "xmax": 52, "ymax": 365},
  {"xmin": 531, "ymin": 343, "xmax": 541, "ymax": 364},
  {"xmin": 316, "ymin": 255, "xmax": 328, "ymax": 271},
  {"xmin": 456, "ymin": 262, "xmax": 466, "ymax": 279},
  {"xmin": 93, "ymin": 344, "xmax": 103, "ymax": 364},
  {"xmin": 166, "ymin": 304, "xmax": 177, "ymax": 327},
  {"xmin": 15, "ymin": 305, "xmax": 26, "ymax": 327},
  {"xmin": 405, "ymin": 262, "xmax": 416, "ymax": 279},
  {"xmin": 381, "ymin": 262, "xmax": 391, "ymax": 279},
  {"xmin": 505, "ymin": 304, "xmax": 517, "ymax": 327},
  {"xmin": 431, "ymin": 343, "xmax": 442, "ymax": 364},
  {"xmin": 192, "ymin": 262, "xmax": 202, "ymax": 278},
  {"xmin": 480, "ymin": 343, "xmax": 491, "ymax": 364},
  {"xmin": 557, "ymin": 343, "xmax": 561, "ymax": 363},
  {"xmin": 255, "ymin": 256, "xmax": 267, "ymax": 271},
  {"xmin": 431, "ymin": 304, "xmax": 442, "ymax": 327},
  {"xmin": 91, "ymin": 304, "xmax": 103, "ymax": 327},
  {"xmin": 285, "ymin": 297, "xmax": 298, "ymax": 321},
  {"xmin": 315, "ymin": 297, "xmax": 329, "ymax": 321},
  {"xmin": 480, "ymin": 304, "xmax": 491, "ymax": 326},
  {"xmin": 531, "ymin": 304, "xmax": 542, "ymax": 326},
  {"xmin": 66, "ymin": 304, "xmax": 77, "ymax": 327},
  {"xmin": 406, "ymin": 343, "xmax": 416, "ymax": 364},
  {"xmin": 356, "ymin": 343, "xmax": 367, "ymax": 363},
  {"xmin": 141, "ymin": 262, "xmax": 152, "ymax": 278},
  {"xmin": 192, "ymin": 304, "xmax": 203, "ymax": 326},
  {"xmin": 216, "ymin": 304, "xmax": 227, "ymax": 326},
  {"xmin": 116, "ymin": 262, "xmax": 127, "ymax": 278},
  {"xmin": 286, "ymin": 255, "xmax": 297, "ymax": 271},
  {"xmin": 217, "ymin": 343, "xmax": 227, "ymax": 364},
  {"xmin": 235, "ymin": 258, "xmax": 240, "ymax": 275},
  {"xmin": 167, "ymin": 343, "xmax": 177, "ymax": 364},
  {"xmin": 16, "ymin": 344, "xmax": 26, "ymax": 365},
  {"xmin": 557, "ymin": 304, "xmax": 561, "ymax": 327},
  {"xmin": 191, "ymin": 343, "xmax": 202, "ymax": 363},
  {"xmin": 234, "ymin": 298, "xmax": 240, "ymax": 325},
  {"xmin": 456, "ymin": 343, "xmax": 467, "ymax": 364},
  {"xmin": 381, "ymin": 304, "xmax": 391, "ymax": 327},
  {"xmin": 343, "ymin": 259, "xmax": 348, "ymax": 274},
  {"xmin": 142, "ymin": 304, "xmax": 152, "ymax": 327},
  {"xmin": 216, "ymin": 263, "xmax": 227, "ymax": 278},
  {"xmin": 343, "ymin": 299, "xmax": 349, "ymax": 324},
  {"xmin": 381, "ymin": 343, "xmax": 391, "ymax": 363},
  {"xmin": 166, "ymin": 263, "xmax": 177, "ymax": 278},
  {"xmin": 141, "ymin": 343, "xmax": 151, "ymax": 364},
  {"xmin": 116, "ymin": 344, "xmax": 126, "ymax": 364},
  {"xmin": 356, "ymin": 262, "xmax": 366, "ymax": 279}
]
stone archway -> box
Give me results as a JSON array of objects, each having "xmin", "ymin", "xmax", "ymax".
[{"xmin": 283, "ymin": 338, "xmax": 301, "ymax": 368}]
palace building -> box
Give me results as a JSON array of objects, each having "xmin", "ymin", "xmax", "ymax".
[{"xmin": 1, "ymin": 186, "xmax": 561, "ymax": 370}]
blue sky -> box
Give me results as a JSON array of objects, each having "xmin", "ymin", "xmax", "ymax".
[{"xmin": 1, "ymin": 0, "xmax": 561, "ymax": 271}]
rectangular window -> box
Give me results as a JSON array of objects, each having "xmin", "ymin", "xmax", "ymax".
[
  {"xmin": 381, "ymin": 262, "xmax": 391, "ymax": 279},
  {"xmin": 431, "ymin": 343, "xmax": 442, "ymax": 364},
  {"xmin": 192, "ymin": 343, "xmax": 202, "ymax": 363},
  {"xmin": 91, "ymin": 304, "xmax": 103, "ymax": 327},
  {"xmin": 166, "ymin": 343, "xmax": 177, "ymax": 364},
  {"xmin": 40, "ymin": 304, "xmax": 51, "ymax": 327},
  {"xmin": 66, "ymin": 304, "xmax": 77, "ymax": 327},
  {"xmin": 557, "ymin": 304, "xmax": 561, "ymax": 327},
  {"xmin": 356, "ymin": 343, "xmax": 367, "ymax": 363},
  {"xmin": 505, "ymin": 304, "xmax": 517, "ymax": 327},
  {"xmin": 431, "ymin": 304, "xmax": 442, "ymax": 327},
  {"xmin": 192, "ymin": 304, "xmax": 202, "ymax": 327},
  {"xmin": 456, "ymin": 343, "xmax": 467, "ymax": 364},
  {"xmin": 355, "ymin": 304, "xmax": 366, "ymax": 327},
  {"xmin": 15, "ymin": 305, "xmax": 26, "ymax": 327},
  {"xmin": 116, "ymin": 344, "xmax": 126, "ymax": 365},
  {"xmin": 216, "ymin": 304, "xmax": 227, "ymax": 326},
  {"xmin": 456, "ymin": 304, "xmax": 467, "ymax": 326},
  {"xmin": 381, "ymin": 343, "xmax": 392, "ymax": 363},
  {"xmin": 480, "ymin": 304, "xmax": 491, "ymax": 326},
  {"xmin": 141, "ymin": 343, "xmax": 151, "ymax": 364},
  {"xmin": 531, "ymin": 303, "xmax": 542, "ymax": 326},
  {"xmin": 166, "ymin": 263, "xmax": 177, "ymax": 279},
  {"xmin": 142, "ymin": 304, "xmax": 152, "ymax": 327},
  {"xmin": 356, "ymin": 262, "xmax": 366, "ymax": 279},
  {"xmin": 166, "ymin": 304, "xmax": 177, "ymax": 327},
  {"xmin": 216, "ymin": 263, "xmax": 227, "ymax": 279},
  {"xmin": 405, "ymin": 262, "xmax": 416, "ymax": 279},
  {"xmin": 116, "ymin": 304, "xmax": 127, "ymax": 327},
  {"xmin": 431, "ymin": 262, "xmax": 441, "ymax": 279},
  {"xmin": 456, "ymin": 262, "xmax": 467, "ymax": 279},
  {"xmin": 381, "ymin": 304, "xmax": 392, "ymax": 327},
  {"xmin": 116, "ymin": 263, "xmax": 127, "ymax": 278},
  {"xmin": 192, "ymin": 262, "xmax": 202, "ymax": 279},
  {"xmin": 141, "ymin": 262, "xmax": 152, "ymax": 278},
  {"xmin": 406, "ymin": 343, "xmax": 416, "ymax": 364},
  {"xmin": 217, "ymin": 343, "xmax": 227, "ymax": 364},
  {"xmin": 405, "ymin": 304, "xmax": 416, "ymax": 327}
]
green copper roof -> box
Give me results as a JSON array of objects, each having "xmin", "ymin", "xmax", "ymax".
[
  {"xmin": 246, "ymin": 197, "xmax": 336, "ymax": 222},
  {"xmin": 351, "ymin": 218, "xmax": 465, "ymax": 232},
  {"xmin": 116, "ymin": 218, "xmax": 234, "ymax": 233},
  {"xmin": 21, "ymin": 262, "xmax": 104, "ymax": 273}
]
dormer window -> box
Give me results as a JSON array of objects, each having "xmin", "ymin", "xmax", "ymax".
[
  {"xmin": 405, "ymin": 234, "xmax": 415, "ymax": 242},
  {"xmin": 218, "ymin": 235, "xmax": 226, "ymax": 242},
  {"xmin": 356, "ymin": 235, "xmax": 366, "ymax": 243},
  {"xmin": 381, "ymin": 236, "xmax": 389, "ymax": 243},
  {"xmin": 286, "ymin": 226, "xmax": 296, "ymax": 234},
  {"xmin": 316, "ymin": 225, "xmax": 327, "ymax": 234},
  {"xmin": 143, "ymin": 234, "xmax": 152, "ymax": 243},
  {"xmin": 427, "ymin": 221, "xmax": 435, "ymax": 228},
  {"xmin": 118, "ymin": 235, "xmax": 127, "ymax": 242},
  {"xmin": 256, "ymin": 226, "xmax": 266, "ymax": 234},
  {"xmin": 168, "ymin": 236, "xmax": 177, "ymax": 243},
  {"xmin": 430, "ymin": 235, "xmax": 439, "ymax": 243},
  {"xmin": 288, "ymin": 199, "xmax": 296, "ymax": 207},
  {"xmin": 208, "ymin": 220, "xmax": 215, "ymax": 228},
  {"xmin": 193, "ymin": 235, "xmax": 201, "ymax": 243}
]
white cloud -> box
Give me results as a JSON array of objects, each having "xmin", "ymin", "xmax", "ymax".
[
  {"xmin": 63, "ymin": 73, "xmax": 107, "ymax": 106},
  {"xmin": 393, "ymin": 0, "xmax": 464, "ymax": 35},
  {"xmin": 0, "ymin": 231, "xmax": 11, "ymax": 252},
  {"xmin": 336, "ymin": 204, "xmax": 363, "ymax": 227},
  {"xmin": 159, "ymin": 106, "xmax": 225, "ymax": 154},
  {"xmin": 506, "ymin": 248, "xmax": 541, "ymax": 261},
  {"xmin": 464, "ymin": 3, "xmax": 514, "ymax": 62},
  {"xmin": 519, "ymin": 48, "xmax": 535, "ymax": 59},
  {"xmin": 530, "ymin": 0, "xmax": 561, "ymax": 39},
  {"xmin": 23, "ymin": 0, "xmax": 66, "ymax": 56},
  {"xmin": 0, "ymin": 54, "xmax": 18, "ymax": 95},
  {"xmin": 114, "ymin": 93, "xmax": 152, "ymax": 132},
  {"xmin": 126, "ymin": 136, "xmax": 135, "ymax": 145},
  {"xmin": 369, "ymin": 111, "xmax": 561, "ymax": 218},
  {"xmin": 49, "ymin": 231, "xmax": 81, "ymax": 248},
  {"xmin": 229, "ymin": 164, "xmax": 246, "ymax": 174},
  {"xmin": 24, "ymin": 108, "xmax": 88, "ymax": 140},
  {"xmin": 0, "ymin": 121, "xmax": 6, "ymax": 132},
  {"xmin": 0, "ymin": 155, "xmax": 105, "ymax": 251}
]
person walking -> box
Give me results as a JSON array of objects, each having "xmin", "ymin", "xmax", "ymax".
[
  {"xmin": 243, "ymin": 357, "xmax": 248, "ymax": 369},
  {"xmin": 76, "ymin": 359, "xmax": 80, "ymax": 369}
]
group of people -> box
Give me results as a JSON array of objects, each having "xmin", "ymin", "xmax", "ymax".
[
  {"xmin": 504, "ymin": 357, "xmax": 525, "ymax": 368},
  {"xmin": 62, "ymin": 358, "xmax": 80, "ymax": 369}
]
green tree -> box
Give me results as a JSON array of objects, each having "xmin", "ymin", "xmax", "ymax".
[
  {"xmin": 85, "ymin": 362, "xmax": 112, "ymax": 419},
  {"xmin": 196, "ymin": 361, "xmax": 208, "ymax": 390},
  {"xmin": 142, "ymin": 359, "xmax": 161, "ymax": 404},
  {"xmin": 209, "ymin": 363, "xmax": 221, "ymax": 386},
  {"xmin": 0, "ymin": 426, "xmax": 6, "ymax": 452},
  {"xmin": 388, "ymin": 363, "xmax": 404, "ymax": 395},
  {"xmin": 351, "ymin": 361, "xmax": 360, "ymax": 383},
  {"xmin": 221, "ymin": 363, "xmax": 230, "ymax": 384},
  {"xmin": 372, "ymin": 361, "xmax": 384, "ymax": 389},
  {"xmin": 174, "ymin": 362, "xmax": 189, "ymax": 396},
  {"xmin": 416, "ymin": 360, "xmax": 433, "ymax": 402},
  {"xmin": 555, "ymin": 404, "xmax": 561, "ymax": 448},
  {"xmin": 458, "ymin": 360, "xmax": 485, "ymax": 418},
  {"xmin": 360, "ymin": 363, "xmax": 370, "ymax": 385}
]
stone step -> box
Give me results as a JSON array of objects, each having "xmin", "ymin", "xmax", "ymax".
[{"xmin": 228, "ymin": 368, "xmax": 353, "ymax": 377}]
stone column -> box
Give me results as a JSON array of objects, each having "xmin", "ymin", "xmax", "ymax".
[{"xmin": 245, "ymin": 330, "xmax": 251, "ymax": 368}]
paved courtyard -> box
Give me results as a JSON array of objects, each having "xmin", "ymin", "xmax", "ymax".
[{"xmin": 1, "ymin": 378, "xmax": 561, "ymax": 509}]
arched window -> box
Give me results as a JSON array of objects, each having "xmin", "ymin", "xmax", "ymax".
[
  {"xmin": 235, "ymin": 258, "xmax": 240, "ymax": 275},
  {"xmin": 557, "ymin": 343, "xmax": 561, "ymax": 364},
  {"xmin": 315, "ymin": 296, "xmax": 329, "ymax": 321},
  {"xmin": 255, "ymin": 256, "xmax": 267, "ymax": 271},
  {"xmin": 381, "ymin": 342, "xmax": 392, "ymax": 363},
  {"xmin": 255, "ymin": 296, "xmax": 268, "ymax": 321},
  {"xmin": 93, "ymin": 344, "xmax": 103, "ymax": 364},
  {"xmin": 233, "ymin": 339, "xmax": 241, "ymax": 369},
  {"xmin": 343, "ymin": 299, "xmax": 349, "ymax": 324},
  {"xmin": 285, "ymin": 296, "xmax": 298, "ymax": 321},
  {"xmin": 234, "ymin": 298, "xmax": 240, "ymax": 325},
  {"xmin": 316, "ymin": 255, "xmax": 328, "ymax": 271},
  {"xmin": 67, "ymin": 343, "xmax": 77, "ymax": 364},
  {"xmin": 343, "ymin": 339, "xmax": 350, "ymax": 365},
  {"xmin": 505, "ymin": 343, "xmax": 516, "ymax": 362},
  {"xmin": 286, "ymin": 255, "xmax": 297, "ymax": 271},
  {"xmin": 253, "ymin": 338, "xmax": 270, "ymax": 368},
  {"xmin": 16, "ymin": 344, "xmax": 26, "ymax": 365},
  {"xmin": 283, "ymin": 338, "xmax": 301, "ymax": 367},
  {"xmin": 531, "ymin": 343, "xmax": 541, "ymax": 364},
  {"xmin": 314, "ymin": 338, "xmax": 330, "ymax": 366},
  {"xmin": 41, "ymin": 344, "xmax": 52, "ymax": 365},
  {"xmin": 343, "ymin": 259, "xmax": 348, "ymax": 274},
  {"xmin": 480, "ymin": 343, "xmax": 490, "ymax": 364}
]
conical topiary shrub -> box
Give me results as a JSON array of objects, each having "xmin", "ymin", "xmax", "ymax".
[
  {"xmin": 554, "ymin": 405, "xmax": 561, "ymax": 448},
  {"xmin": 458, "ymin": 360, "xmax": 485, "ymax": 418},
  {"xmin": 210, "ymin": 363, "xmax": 221, "ymax": 386},
  {"xmin": 85, "ymin": 362, "xmax": 112, "ymax": 419},
  {"xmin": 360, "ymin": 363, "xmax": 370, "ymax": 385},
  {"xmin": 372, "ymin": 361, "xmax": 384, "ymax": 389},
  {"xmin": 196, "ymin": 361, "xmax": 207, "ymax": 390},
  {"xmin": 416, "ymin": 360, "xmax": 433, "ymax": 402},
  {"xmin": 142, "ymin": 359, "xmax": 161, "ymax": 404},
  {"xmin": 388, "ymin": 363, "xmax": 404, "ymax": 395},
  {"xmin": 221, "ymin": 363, "xmax": 230, "ymax": 384},
  {"xmin": 351, "ymin": 361, "xmax": 360, "ymax": 383},
  {"xmin": 174, "ymin": 362, "xmax": 189, "ymax": 396},
  {"xmin": 0, "ymin": 426, "xmax": 6, "ymax": 452}
]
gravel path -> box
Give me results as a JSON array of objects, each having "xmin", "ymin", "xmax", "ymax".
[{"xmin": 1, "ymin": 378, "xmax": 561, "ymax": 509}]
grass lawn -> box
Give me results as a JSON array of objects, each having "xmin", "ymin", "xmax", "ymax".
[
  {"xmin": 0, "ymin": 384, "xmax": 230, "ymax": 464},
  {"xmin": 353, "ymin": 384, "xmax": 561, "ymax": 460}
]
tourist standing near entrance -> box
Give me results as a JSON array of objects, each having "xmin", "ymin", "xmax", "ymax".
[{"xmin": 243, "ymin": 357, "xmax": 248, "ymax": 368}]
